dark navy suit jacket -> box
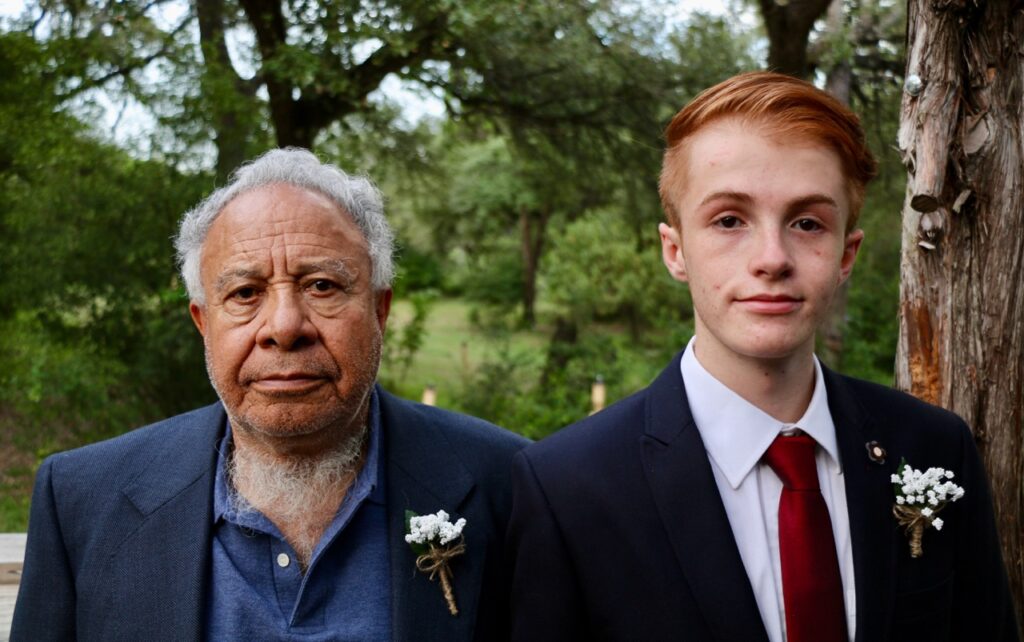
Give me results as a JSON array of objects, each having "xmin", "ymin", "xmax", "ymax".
[
  {"xmin": 508, "ymin": 353, "xmax": 1018, "ymax": 641},
  {"xmin": 12, "ymin": 385, "xmax": 528, "ymax": 641}
]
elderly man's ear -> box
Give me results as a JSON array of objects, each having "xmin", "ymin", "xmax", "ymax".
[
  {"xmin": 659, "ymin": 223, "xmax": 688, "ymax": 283},
  {"xmin": 190, "ymin": 302, "xmax": 207, "ymax": 336},
  {"xmin": 375, "ymin": 289, "xmax": 393, "ymax": 332}
]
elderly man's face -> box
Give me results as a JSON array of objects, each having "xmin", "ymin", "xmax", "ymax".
[{"xmin": 189, "ymin": 183, "xmax": 390, "ymax": 445}]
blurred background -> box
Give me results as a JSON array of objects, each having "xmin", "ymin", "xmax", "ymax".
[{"xmin": 0, "ymin": 0, "xmax": 906, "ymax": 530}]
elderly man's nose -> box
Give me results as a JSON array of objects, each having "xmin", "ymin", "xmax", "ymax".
[{"xmin": 256, "ymin": 289, "xmax": 316, "ymax": 349}]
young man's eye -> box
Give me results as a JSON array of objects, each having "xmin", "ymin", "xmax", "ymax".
[
  {"xmin": 715, "ymin": 215, "xmax": 741, "ymax": 229},
  {"xmin": 794, "ymin": 218, "xmax": 821, "ymax": 232}
]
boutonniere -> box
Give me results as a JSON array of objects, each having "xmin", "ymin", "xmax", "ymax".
[
  {"xmin": 891, "ymin": 459, "xmax": 965, "ymax": 558},
  {"xmin": 405, "ymin": 509, "xmax": 467, "ymax": 615}
]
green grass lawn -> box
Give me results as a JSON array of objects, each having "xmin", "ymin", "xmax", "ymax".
[
  {"xmin": 379, "ymin": 296, "xmax": 691, "ymax": 421},
  {"xmin": 379, "ymin": 298, "xmax": 550, "ymax": 408}
]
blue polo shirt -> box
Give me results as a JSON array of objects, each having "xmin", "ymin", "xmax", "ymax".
[{"xmin": 205, "ymin": 392, "xmax": 391, "ymax": 640}]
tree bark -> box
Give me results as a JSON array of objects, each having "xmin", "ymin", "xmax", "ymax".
[
  {"xmin": 236, "ymin": 0, "xmax": 452, "ymax": 150},
  {"xmin": 757, "ymin": 0, "xmax": 834, "ymax": 79},
  {"xmin": 519, "ymin": 206, "xmax": 550, "ymax": 327},
  {"xmin": 195, "ymin": 0, "xmax": 256, "ymax": 181},
  {"xmin": 897, "ymin": 0, "xmax": 1024, "ymax": 625},
  {"xmin": 818, "ymin": 0, "xmax": 852, "ymax": 371}
]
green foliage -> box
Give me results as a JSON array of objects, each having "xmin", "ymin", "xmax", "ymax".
[
  {"xmin": 381, "ymin": 290, "xmax": 438, "ymax": 388},
  {"xmin": 0, "ymin": 31, "xmax": 215, "ymax": 466},
  {"xmin": 544, "ymin": 209, "xmax": 693, "ymax": 338},
  {"xmin": 393, "ymin": 242, "xmax": 447, "ymax": 297},
  {"xmin": 0, "ymin": 3, "xmax": 914, "ymax": 532}
]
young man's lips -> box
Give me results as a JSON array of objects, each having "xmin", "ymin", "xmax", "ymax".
[{"xmin": 737, "ymin": 295, "xmax": 803, "ymax": 314}]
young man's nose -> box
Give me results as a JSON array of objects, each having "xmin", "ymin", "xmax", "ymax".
[
  {"xmin": 749, "ymin": 227, "xmax": 794, "ymax": 279},
  {"xmin": 256, "ymin": 287, "xmax": 317, "ymax": 350}
]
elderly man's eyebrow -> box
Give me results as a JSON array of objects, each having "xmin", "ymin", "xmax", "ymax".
[
  {"xmin": 214, "ymin": 268, "xmax": 264, "ymax": 294},
  {"xmin": 300, "ymin": 259, "xmax": 359, "ymax": 281}
]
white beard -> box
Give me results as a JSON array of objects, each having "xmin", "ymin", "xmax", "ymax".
[{"xmin": 225, "ymin": 425, "xmax": 367, "ymax": 566}]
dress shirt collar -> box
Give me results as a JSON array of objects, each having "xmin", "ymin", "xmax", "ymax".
[{"xmin": 680, "ymin": 337, "xmax": 841, "ymax": 490}]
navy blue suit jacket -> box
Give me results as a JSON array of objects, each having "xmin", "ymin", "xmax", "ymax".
[
  {"xmin": 12, "ymin": 386, "xmax": 528, "ymax": 641},
  {"xmin": 508, "ymin": 353, "xmax": 1017, "ymax": 641}
]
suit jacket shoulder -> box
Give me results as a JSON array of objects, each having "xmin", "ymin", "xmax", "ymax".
[{"xmin": 12, "ymin": 403, "xmax": 224, "ymax": 642}]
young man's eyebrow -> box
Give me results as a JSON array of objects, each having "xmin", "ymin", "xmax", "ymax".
[
  {"xmin": 697, "ymin": 191, "xmax": 840, "ymax": 213},
  {"xmin": 785, "ymin": 194, "xmax": 840, "ymax": 213},
  {"xmin": 697, "ymin": 191, "xmax": 754, "ymax": 208}
]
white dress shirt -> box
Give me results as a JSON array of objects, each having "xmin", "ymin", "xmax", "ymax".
[{"xmin": 680, "ymin": 339, "xmax": 856, "ymax": 642}]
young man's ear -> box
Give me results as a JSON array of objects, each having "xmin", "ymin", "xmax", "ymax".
[
  {"xmin": 659, "ymin": 222, "xmax": 689, "ymax": 283},
  {"xmin": 838, "ymin": 228, "xmax": 865, "ymax": 284}
]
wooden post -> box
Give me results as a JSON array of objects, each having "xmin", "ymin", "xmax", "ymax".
[
  {"xmin": 421, "ymin": 385, "xmax": 437, "ymax": 407},
  {"xmin": 590, "ymin": 375, "xmax": 606, "ymax": 415},
  {"xmin": 0, "ymin": 533, "xmax": 26, "ymax": 636}
]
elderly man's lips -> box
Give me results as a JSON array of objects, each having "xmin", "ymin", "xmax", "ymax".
[
  {"xmin": 736, "ymin": 295, "xmax": 803, "ymax": 314},
  {"xmin": 250, "ymin": 376, "xmax": 328, "ymax": 394}
]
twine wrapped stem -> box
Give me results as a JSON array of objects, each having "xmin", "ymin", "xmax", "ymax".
[
  {"xmin": 416, "ymin": 539, "xmax": 466, "ymax": 615},
  {"xmin": 893, "ymin": 504, "xmax": 941, "ymax": 558}
]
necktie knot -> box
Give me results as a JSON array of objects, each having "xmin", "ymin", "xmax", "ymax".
[{"xmin": 764, "ymin": 433, "xmax": 820, "ymax": 491}]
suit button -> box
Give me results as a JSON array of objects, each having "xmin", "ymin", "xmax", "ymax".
[{"xmin": 277, "ymin": 553, "xmax": 291, "ymax": 568}]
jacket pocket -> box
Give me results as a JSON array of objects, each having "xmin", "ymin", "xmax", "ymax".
[{"xmin": 889, "ymin": 573, "xmax": 954, "ymax": 641}]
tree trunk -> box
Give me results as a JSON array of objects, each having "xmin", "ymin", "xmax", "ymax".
[
  {"xmin": 897, "ymin": 0, "xmax": 1024, "ymax": 625},
  {"xmin": 818, "ymin": 0, "xmax": 853, "ymax": 371},
  {"xmin": 196, "ymin": 0, "xmax": 256, "ymax": 181},
  {"xmin": 519, "ymin": 205, "xmax": 549, "ymax": 327},
  {"xmin": 757, "ymin": 0, "xmax": 834, "ymax": 78}
]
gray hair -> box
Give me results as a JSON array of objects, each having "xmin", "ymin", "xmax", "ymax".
[{"xmin": 175, "ymin": 148, "xmax": 394, "ymax": 303}]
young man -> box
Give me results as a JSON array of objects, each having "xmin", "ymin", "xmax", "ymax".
[{"xmin": 508, "ymin": 72, "xmax": 1017, "ymax": 641}]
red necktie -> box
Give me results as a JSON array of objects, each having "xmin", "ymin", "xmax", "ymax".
[{"xmin": 763, "ymin": 433, "xmax": 847, "ymax": 642}]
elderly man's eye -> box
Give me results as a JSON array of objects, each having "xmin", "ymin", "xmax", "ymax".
[
  {"xmin": 310, "ymin": 279, "xmax": 339, "ymax": 293},
  {"xmin": 232, "ymin": 286, "xmax": 258, "ymax": 300}
]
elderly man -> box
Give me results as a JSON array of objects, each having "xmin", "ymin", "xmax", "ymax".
[{"xmin": 12, "ymin": 148, "xmax": 527, "ymax": 641}]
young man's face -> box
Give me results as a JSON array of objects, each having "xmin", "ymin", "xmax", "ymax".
[{"xmin": 659, "ymin": 118, "xmax": 863, "ymax": 370}]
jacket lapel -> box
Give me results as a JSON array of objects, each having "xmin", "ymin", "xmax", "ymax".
[
  {"xmin": 114, "ymin": 403, "xmax": 224, "ymax": 640},
  {"xmin": 380, "ymin": 389, "xmax": 479, "ymax": 642},
  {"xmin": 640, "ymin": 355, "xmax": 770, "ymax": 642},
  {"xmin": 823, "ymin": 368, "xmax": 897, "ymax": 642}
]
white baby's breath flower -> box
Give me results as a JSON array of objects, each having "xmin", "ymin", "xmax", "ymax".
[
  {"xmin": 406, "ymin": 510, "xmax": 467, "ymax": 547},
  {"xmin": 893, "ymin": 460, "xmax": 965, "ymax": 552}
]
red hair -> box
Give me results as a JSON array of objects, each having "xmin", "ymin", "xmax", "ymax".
[{"xmin": 658, "ymin": 71, "xmax": 877, "ymax": 232}]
